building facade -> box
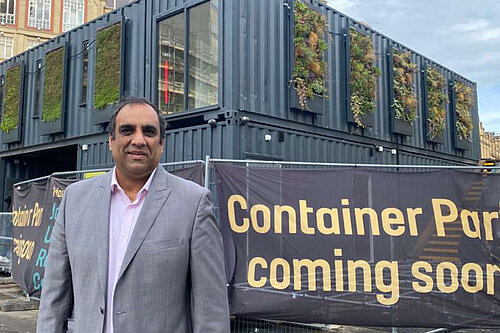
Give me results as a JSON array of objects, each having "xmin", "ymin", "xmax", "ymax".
[
  {"xmin": 480, "ymin": 122, "xmax": 500, "ymax": 160},
  {"xmin": 0, "ymin": 0, "xmax": 109, "ymax": 61}
]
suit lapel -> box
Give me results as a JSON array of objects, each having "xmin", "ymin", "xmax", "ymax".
[
  {"xmin": 118, "ymin": 167, "xmax": 172, "ymax": 280},
  {"xmin": 91, "ymin": 172, "xmax": 112, "ymax": 297}
]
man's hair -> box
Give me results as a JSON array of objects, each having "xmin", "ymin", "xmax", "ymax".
[{"xmin": 108, "ymin": 96, "xmax": 166, "ymax": 144}]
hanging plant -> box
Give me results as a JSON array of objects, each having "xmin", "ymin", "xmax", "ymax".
[
  {"xmin": 350, "ymin": 29, "xmax": 381, "ymax": 127},
  {"xmin": 0, "ymin": 65, "xmax": 22, "ymax": 133},
  {"xmin": 454, "ymin": 81, "xmax": 473, "ymax": 142},
  {"xmin": 42, "ymin": 47, "xmax": 65, "ymax": 122},
  {"xmin": 392, "ymin": 50, "xmax": 418, "ymax": 123},
  {"xmin": 291, "ymin": 0, "xmax": 328, "ymax": 111},
  {"xmin": 426, "ymin": 67, "xmax": 448, "ymax": 140},
  {"xmin": 94, "ymin": 23, "xmax": 121, "ymax": 110}
]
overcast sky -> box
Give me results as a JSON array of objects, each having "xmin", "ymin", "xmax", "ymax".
[{"xmin": 328, "ymin": 0, "xmax": 500, "ymax": 134}]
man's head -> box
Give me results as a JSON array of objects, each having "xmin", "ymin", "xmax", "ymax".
[{"xmin": 108, "ymin": 97, "xmax": 166, "ymax": 182}]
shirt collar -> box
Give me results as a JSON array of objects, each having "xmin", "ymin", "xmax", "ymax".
[{"xmin": 110, "ymin": 166, "xmax": 158, "ymax": 196}]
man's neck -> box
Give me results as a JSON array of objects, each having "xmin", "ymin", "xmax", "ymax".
[{"xmin": 115, "ymin": 171, "xmax": 150, "ymax": 202}]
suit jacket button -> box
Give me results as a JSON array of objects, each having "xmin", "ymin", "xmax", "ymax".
[{"xmin": 99, "ymin": 307, "xmax": 104, "ymax": 314}]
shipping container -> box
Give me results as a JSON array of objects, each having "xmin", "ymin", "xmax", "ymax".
[{"xmin": 0, "ymin": 0, "xmax": 480, "ymax": 209}]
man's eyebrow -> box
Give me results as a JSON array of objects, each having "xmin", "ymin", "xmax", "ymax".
[{"xmin": 119, "ymin": 124, "xmax": 135, "ymax": 129}]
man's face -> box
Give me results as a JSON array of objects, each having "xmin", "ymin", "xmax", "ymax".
[{"xmin": 108, "ymin": 103, "xmax": 164, "ymax": 182}]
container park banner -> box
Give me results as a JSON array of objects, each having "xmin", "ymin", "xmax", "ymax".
[
  {"xmin": 215, "ymin": 163, "xmax": 500, "ymax": 328},
  {"xmin": 12, "ymin": 177, "xmax": 76, "ymax": 297},
  {"xmin": 11, "ymin": 163, "xmax": 205, "ymax": 297}
]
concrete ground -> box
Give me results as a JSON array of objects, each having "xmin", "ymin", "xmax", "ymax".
[{"xmin": 0, "ymin": 310, "xmax": 37, "ymax": 333}]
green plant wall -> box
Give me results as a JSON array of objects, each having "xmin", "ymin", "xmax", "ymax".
[
  {"xmin": 94, "ymin": 23, "xmax": 121, "ymax": 110},
  {"xmin": 292, "ymin": 1, "xmax": 328, "ymax": 111},
  {"xmin": 42, "ymin": 46, "xmax": 65, "ymax": 122},
  {"xmin": 0, "ymin": 65, "xmax": 22, "ymax": 133},
  {"xmin": 392, "ymin": 50, "xmax": 417, "ymax": 123},
  {"xmin": 454, "ymin": 81, "xmax": 473, "ymax": 142},
  {"xmin": 426, "ymin": 67, "xmax": 448, "ymax": 140},
  {"xmin": 350, "ymin": 29, "xmax": 380, "ymax": 128}
]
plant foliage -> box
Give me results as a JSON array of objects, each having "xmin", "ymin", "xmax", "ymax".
[
  {"xmin": 426, "ymin": 67, "xmax": 448, "ymax": 140},
  {"xmin": 392, "ymin": 50, "xmax": 418, "ymax": 123},
  {"xmin": 42, "ymin": 46, "xmax": 65, "ymax": 122},
  {"xmin": 0, "ymin": 65, "xmax": 22, "ymax": 133},
  {"xmin": 350, "ymin": 29, "xmax": 381, "ymax": 127},
  {"xmin": 454, "ymin": 81, "xmax": 473, "ymax": 142},
  {"xmin": 94, "ymin": 23, "xmax": 121, "ymax": 110},
  {"xmin": 292, "ymin": 0, "xmax": 328, "ymax": 111}
]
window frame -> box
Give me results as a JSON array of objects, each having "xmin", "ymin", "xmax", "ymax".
[
  {"xmin": 62, "ymin": 0, "xmax": 84, "ymax": 32},
  {"xmin": 0, "ymin": 0, "xmax": 16, "ymax": 25},
  {"xmin": 27, "ymin": 0, "xmax": 52, "ymax": 31},
  {"xmin": 153, "ymin": 0, "xmax": 222, "ymax": 118},
  {"xmin": 0, "ymin": 36, "xmax": 14, "ymax": 59}
]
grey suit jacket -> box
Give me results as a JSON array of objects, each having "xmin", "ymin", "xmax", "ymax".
[{"xmin": 37, "ymin": 166, "xmax": 230, "ymax": 333}]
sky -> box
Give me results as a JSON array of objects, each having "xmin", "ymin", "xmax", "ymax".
[{"xmin": 327, "ymin": 0, "xmax": 500, "ymax": 134}]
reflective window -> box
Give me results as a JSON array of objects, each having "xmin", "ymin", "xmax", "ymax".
[
  {"xmin": 158, "ymin": 0, "xmax": 218, "ymax": 114},
  {"xmin": 0, "ymin": 36, "xmax": 14, "ymax": 59},
  {"xmin": 63, "ymin": 0, "xmax": 84, "ymax": 32},
  {"xmin": 28, "ymin": 0, "xmax": 51, "ymax": 30},
  {"xmin": 0, "ymin": 0, "xmax": 15, "ymax": 25},
  {"xmin": 158, "ymin": 13, "xmax": 185, "ymax": 114}
]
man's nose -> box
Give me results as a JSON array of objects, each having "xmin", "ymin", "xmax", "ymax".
[{"xmin": 130, "ymin": 130, "xmax": 146, "ymax": 146}]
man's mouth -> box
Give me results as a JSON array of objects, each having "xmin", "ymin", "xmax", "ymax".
[{"xmin": 128, "ymin": 150, "xmax": 148, "ymax": 159}]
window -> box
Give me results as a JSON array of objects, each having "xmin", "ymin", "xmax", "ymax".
[
  {"xmin": 62, "ymin": 0, "xmax": 84, "ymax": 32},
  {"xmin": 80, "ymin": 40, "xmax": 89, "ymax": 105},
  {"xmin": 27, "ymin": 38, "xmax": 41, "ymax": 49},
  {"xmin": 0, "ymin": 36, "xmax": 14, "ymax": 58},
  {"xmin": 0, "ymin": 0, "xmax": 15, "ymax": 25},
  {"xmin": 34, "ymin": 60, "xmax": 42, "ymax": 117},
  {"xmin": 158, "ymin": 0, "xmax": 218, "ymax": 114},
  {"xmin": 28, "ymin": 0, "xmax": 51, "ymax": 30}
]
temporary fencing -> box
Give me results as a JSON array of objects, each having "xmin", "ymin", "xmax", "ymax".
[{"xmin": 9, "ymin": 158, "xmax": 500, "ymax": 332}]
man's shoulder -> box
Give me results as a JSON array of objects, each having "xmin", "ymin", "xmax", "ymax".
[{"xmin": 64, "ymin": 171, "xmax": 111, "ymax": 195}]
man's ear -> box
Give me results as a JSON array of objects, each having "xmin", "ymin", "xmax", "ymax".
[{"xmin": 108, "ymin": 136, "xmax": 113, "ymax": 151}]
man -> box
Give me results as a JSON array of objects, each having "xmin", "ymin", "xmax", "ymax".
[{"xmin": 37, "ymin": 97, "xmax": 230, "ymax": 333}]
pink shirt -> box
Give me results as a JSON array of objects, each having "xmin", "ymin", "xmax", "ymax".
[{"xmin": 105, "ymin": 167, "xmax": 156, "ymax": 333}]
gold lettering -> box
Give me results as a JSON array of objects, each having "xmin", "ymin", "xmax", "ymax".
[
  {"xmin": 227, "ymin": 195, "xmax": 249, "ymax": 233},
  {"xmin": 375, "ymin": 261, "xmax": 399, "ymax": 305},
  {"xmin": 432, "ymin": 199, "xmax": 458, "ymax": 237},
  {"xmin": 299, "ymin": 200, "xmax": 315, "ymax": 234},
  {"xmin": 248, "ymin": 257, "xmax": 267, "ymax": 288},
  {"xmin": 381, "ymin": 208, "xmax": 405, "ymax": 236},
  {"xmin": 274, "ymin": 205, "xmax": 297, "ymax": 234},
  {"xmin": 412, "ymin": 261, "xmax": 433, "ymax": 293},
  {"xmin": 250, "ymin": 204, "xmax": 271, "ymax": 234},
  {"xmin": 354, "ymin": 208, "xmax": 380, "ymax": 236}
]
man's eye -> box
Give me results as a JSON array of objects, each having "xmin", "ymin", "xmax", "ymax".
[
  {"xmin": 143, "ymin": 128, "xmax": 157, "ymax": 136},
  {"xmin": 120, "ymin": 128, "xmax": 133, "ymax": 135}
]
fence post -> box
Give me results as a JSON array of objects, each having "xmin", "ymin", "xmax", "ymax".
[{"xmin": 204, "ymin": 155, "xmax": 210, "ymax": 189}]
